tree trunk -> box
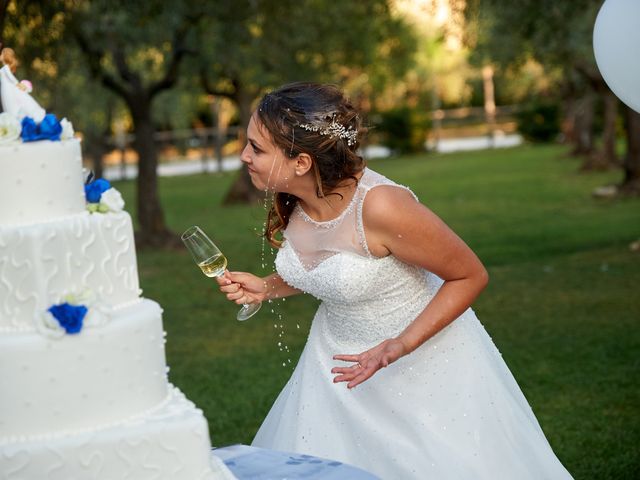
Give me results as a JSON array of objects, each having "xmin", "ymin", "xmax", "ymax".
[
  {"xmin": 559, "ymin": 96, "xmax": 576, "ymax": 146},
  {"xmin": 129, "ymin": 95, "xmax": 176, "ymax": 247},
  {"xmin": 620, "ymin": 106, "xmax": 640, "ymax": 195},
  {"xmin": 581, "ymin": 91, "xmax": 619, "ymax": 171},
  {"xmin": 602, "ymin": 92, "xmax": 619, "ymax": 166},
  {"xmin": 223, "ymin": 85, "xmax": 264, "ymax": 205},
  {"xmin": 572, "ymin": 92, "xmax": 595, "ymax": 158},
  {"xmin": 82, "ymin": 131, "xmax": 106, "ymax": 179}
]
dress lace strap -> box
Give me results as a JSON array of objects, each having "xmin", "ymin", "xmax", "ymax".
[{"xmin": 355, "ymin": 170, "xmax": 419, "ymax": 257}]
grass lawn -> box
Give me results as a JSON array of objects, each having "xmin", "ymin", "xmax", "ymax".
[{"xmin": 116, "ymin": 143, "xmax": 639, "ymax": 480}]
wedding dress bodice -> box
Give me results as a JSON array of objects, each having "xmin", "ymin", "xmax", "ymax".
[{"xmin": 275, "ymin": 168, "xmax": 443, "ymax": 347}]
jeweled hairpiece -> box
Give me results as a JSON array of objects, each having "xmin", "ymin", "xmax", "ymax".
[{"xmin": 298, "ymin": 116, "xmax": 358, "ymax": 146}]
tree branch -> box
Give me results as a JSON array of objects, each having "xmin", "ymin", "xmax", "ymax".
[
  {"xmin": 199, "ymin": 67, "xmax": 236, "ymax": 100},
  {"xmin": 573, "ymin": 61, "xmax": 608, "ymax": 93},
  {"xmin": 72, "ymin": 28, "xmax": 132, "ymax": 103},
  {"xmin": 148, "ymin": 18, "xmax": 194, "ymax": 98},
  {"xmin": 109, "ymin": 35, "xmax": 139, "ymax": 88}
]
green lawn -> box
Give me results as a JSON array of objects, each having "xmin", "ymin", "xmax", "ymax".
[{"xmin": 116, "ymin": 143, "xmax": 639, "ymax": 480}]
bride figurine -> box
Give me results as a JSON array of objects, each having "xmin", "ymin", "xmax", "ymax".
[
  {"xmin": 214, "ymin": 83, "xmax": 574, "ymax": 479},
  {"xmin": 0, "ymin": 47, "xmax": 46, "ymax": 123}
]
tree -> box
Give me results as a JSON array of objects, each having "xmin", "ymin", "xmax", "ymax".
[
  {"xmin": 465, "ymin": 0, "xmax": 625, "ymax": 172},
  {"xmin": 196, "ymin": 0, "xmax": 413, "ymax": 204},
  {"xmin": 62, "ymin": 1, "xmax": 202, "ymax": 247}
]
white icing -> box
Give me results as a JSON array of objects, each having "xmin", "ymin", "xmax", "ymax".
[
  {"xmin": 0, "ymin": 300, "xmax": 169, "ymax": 438},
  {"xmin": 0, "ymin": 211, "xmax": 140, "ymax": 331},
  {"xmin": 0, "ymin": 139, "xmax": 85, "ymax": 225},
  {"xmin": 0, "ymin": 387, "xmax": 235, "ymax": 480}
]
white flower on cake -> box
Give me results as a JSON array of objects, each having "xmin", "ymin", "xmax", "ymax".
[
  {"xmin": 35, "ymin": 310, "xmax": 67, "ymax": 339},
  {"xmin": 99, "ymin": 187, "xmax": 125, "ymax": 213},
  {"xmin": 65, "ymin": 289, "xmax": 113, "ymax": 328},
  {"xmin": 60, "ymin": 117, "xmax": 75, "ymax": 140},
  {"xmin": 0, "ymin": 112, "xmax": 21, "ymax": 144},
  {"xmin": 63, "ymin": 288, "xmax": 95, "ymax": 306}
]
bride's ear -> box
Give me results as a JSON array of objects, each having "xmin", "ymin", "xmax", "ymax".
[{"xmin": 294, "ymin": 152, "xmax": 313, "ymax": 177}]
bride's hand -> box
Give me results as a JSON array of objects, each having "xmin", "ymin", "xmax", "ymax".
[
  {"xmin": 215, "ymin": 271, "xmax": 266, "ymax": 305},
  {"xmin": 332, "ymin": 338, "xmax": 408, "ymax": 389}
]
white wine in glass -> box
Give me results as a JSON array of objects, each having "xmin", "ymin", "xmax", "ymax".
[
  {"xmin": 181, "ymin": 226, "xmax": 261, "ymax": 321},
  {"xmin": 198, "ymin": 253, "xmax": 228, "ymax": 277}
]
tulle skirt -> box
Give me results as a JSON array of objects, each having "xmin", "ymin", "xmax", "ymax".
[{"xmin": 253, "ymin": 306, "xmax": 573, "ymax": 480}]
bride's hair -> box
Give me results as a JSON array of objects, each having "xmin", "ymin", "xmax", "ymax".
[
  {"xmin": 256, "ymin": 82, "xmax": 367, "ymax": 247},
  {"xmin": 0, "ymin": 48, "xmax": 18, "ymax": 72}
]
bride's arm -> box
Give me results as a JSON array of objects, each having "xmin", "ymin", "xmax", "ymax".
[
  {"xmin": 217, "ymin": 271, "xmax": 302, "ymax": 305},
  {"xmin": 332, "ymin": 185, "xmax": 489, "ymax": 387}
]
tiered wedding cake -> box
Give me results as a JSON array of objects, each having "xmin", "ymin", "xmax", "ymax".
[{"xmin": 0, "ymin": 137, "xmax": 235, "ymax": 478}]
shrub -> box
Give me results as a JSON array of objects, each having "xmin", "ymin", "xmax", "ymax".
[
  {"xmin": 516, "ymin": 102, "xmax": 560, "ymax": 142},
  {"xmin": 375, "ymin": 106, "xmax": 430, "ymax": 154}
]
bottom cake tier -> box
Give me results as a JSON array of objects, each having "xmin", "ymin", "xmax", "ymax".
[{"xmin": 0, "ymin": 386, "xmax": 236, "ymax": 480}]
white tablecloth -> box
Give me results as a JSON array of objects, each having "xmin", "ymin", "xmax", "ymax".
[{"xmin": 212, "ymin": 445, "xmax": 380, "ymax": 479}]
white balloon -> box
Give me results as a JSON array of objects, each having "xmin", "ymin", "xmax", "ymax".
[{"xmin": 593, "ymin": 0, "xmax": 640, "ymax": 113}]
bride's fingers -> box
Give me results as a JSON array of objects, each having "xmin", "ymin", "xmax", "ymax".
[
  {"xmin": 215, "ymin": 276, "xmax": 232, "ymax": 287},
  {"xmin": 235, "ymin": 292, "xmax": 258, "ymax": 305},
  {"xmin": 219, "ymin": 283, "xmax": 240, "ymax": 294},
  {"xmin": 333, "ymin": 354, "xmax": 360, "ymax": 362},
  {"xmin": 226, "ymin": 289, "xmax": 246, "ymax": 301},
  {"xmin": 347, "ymin": 368, "xmax": 374, "ymax": 389},
  {"xmin": 332, "ymin": 370, "xmax": 359, "ymax": 383},
  {"xmin": 331, "ymin": 364, "xmax": 360, "ymax": 375}
]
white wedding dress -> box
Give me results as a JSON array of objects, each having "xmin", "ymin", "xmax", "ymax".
[
  {"xmin": 0, "ymin": 64, "xmax": 46, "ymax": 122},
  {"xmin": 252, "ymin": 168, "xmax": 573, "ymax": 479}
]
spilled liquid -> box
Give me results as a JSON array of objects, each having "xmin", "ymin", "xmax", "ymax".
[{"xmin": 257, "ymin": 153, "xmax": 294, "ymax": 369}]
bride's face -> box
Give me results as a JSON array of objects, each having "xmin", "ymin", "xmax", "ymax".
[{"xmin": 240, "ymin": 114, "xmax": 296, "ymax": 193}]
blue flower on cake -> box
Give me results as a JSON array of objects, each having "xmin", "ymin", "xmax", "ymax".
[
  {"xmin": 36, "ymin": 289, "xmax": 113, "ymax": 338},
  {"xmin": 20, "ymin": 113, "xmax": 63, "ymax": 142},
  {"xmin": 85, "ymin": 178, "xmax": 125, "ymax": 214},
  {"xmin": 0, "ymin": 112, "xmax": 21, "ymax": 144},
  {"xmin": 85, "ymin": 178, "xmax": 112, "ymax": 203},
  {"xmin": 47, "ymin": 302, "xmax": 87, "ymax": 334}
]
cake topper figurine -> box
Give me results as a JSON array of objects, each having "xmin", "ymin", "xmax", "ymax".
[{"xmin": 0, "ymin": 47, "xmax": 46, "ymax": 123}]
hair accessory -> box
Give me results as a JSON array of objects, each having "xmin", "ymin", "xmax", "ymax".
[{"xmin": 298, "ymin": 115, "xmax": 358, "ymax": 146}]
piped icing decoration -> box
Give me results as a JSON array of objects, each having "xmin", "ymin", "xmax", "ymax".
[{"xmin": 85, "ymin": 179, "xmax": 125, "ymax": 214}]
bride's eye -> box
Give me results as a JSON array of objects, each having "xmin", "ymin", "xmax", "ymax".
[{"xmin": 250, "ymin": 142, "xmax": 262, "ymax": 154}]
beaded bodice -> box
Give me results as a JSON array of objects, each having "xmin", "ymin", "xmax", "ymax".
[{"xmin": 275, "ymin": 168, "xmax": 444, "ymax": 347}]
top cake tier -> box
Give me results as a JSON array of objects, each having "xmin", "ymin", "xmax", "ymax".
[{"xmin": 0, "ymin": 139, "xmax": 85, "ymax": 226}]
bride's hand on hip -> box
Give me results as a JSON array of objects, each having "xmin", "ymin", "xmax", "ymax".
[
  {"xmin": 332, "ymin": 338, "xmax": 407, "ymax": 389},
  {"xmin": 215, "ymin": 271, "xmax": 266, "ymax": 305}
]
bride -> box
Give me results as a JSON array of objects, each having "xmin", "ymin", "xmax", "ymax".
[
  {"xmin": 215, "ymin": 82, "xmax": 573, "ymax": 479},
  {"xmin": 0, "ymin": 47, "xmax": 46, "ymax": 122}
]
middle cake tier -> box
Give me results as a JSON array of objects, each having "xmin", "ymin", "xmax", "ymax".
[
  {"xmin": 0, "ymin": 211, "xmax": 141, "ymax": 332},
  {"xmin": 0, "ymin": 299, "xmax": 170, "ymax": 438}
]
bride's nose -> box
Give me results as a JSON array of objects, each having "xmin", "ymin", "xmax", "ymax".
[{"xmin": 240, "ymin": 144, "xmax": 251, "ymax": 164}]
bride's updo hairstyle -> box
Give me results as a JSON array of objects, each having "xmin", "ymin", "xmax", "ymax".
[{"xmin": 256, "ymin": 82, "xmax": 367, "ymax": 247}]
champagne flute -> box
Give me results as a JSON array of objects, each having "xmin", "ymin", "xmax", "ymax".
[{"xmin": 181, "ymin": 225, "xmax": 261, "ymax": 321}]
